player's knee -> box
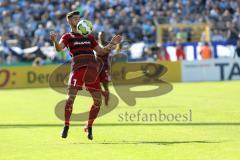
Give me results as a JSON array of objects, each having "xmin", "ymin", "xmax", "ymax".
[
  {"xmin": 68, "ymin": 88, "xmax": 78, "ymax": 96},
  {"xmin": 68, "ymin": 95, "xmax": 76, "ymax": 103},
  {"xmin": 94, "ymin": 98, "xmax": 102, "ymax": 106}
]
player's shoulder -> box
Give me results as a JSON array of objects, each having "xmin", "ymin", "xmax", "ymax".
[
  {"xmin": 61, "ymin": 32, "xmax": 72, "ymax": 39},
  {"xmin": 87, "ymin": 34, "xmax": 96, "ymax": 40}
]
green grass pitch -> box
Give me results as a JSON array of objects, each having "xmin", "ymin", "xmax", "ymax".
[{"xmin": 0, "ymin": 81, "xmax": 240, "ymax": 160}]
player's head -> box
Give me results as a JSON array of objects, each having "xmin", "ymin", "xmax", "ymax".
[
  {"xmin": 98, "ymin": 32, "xmax": 108, "ymax": 46},
  {"xmin": 98, "ymin": 32, "xmax": 105, "ymax": 40},
  {"xmin": 66, "ymin": 11, "xmax": 80, "ymax": 28}
]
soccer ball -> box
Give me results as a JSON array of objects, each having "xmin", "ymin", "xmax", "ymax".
[{"xmin": 77, "ymin": 20, "xmax": 93, "ymax": 36}]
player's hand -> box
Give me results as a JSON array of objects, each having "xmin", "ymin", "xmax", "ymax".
[
  {"xmin": 50, "ymin": 31, "xmax": 58, "ymax": 42},
  {"xmin": 110, "ymin": 35, "xmax": 122, "ymax": 45}
]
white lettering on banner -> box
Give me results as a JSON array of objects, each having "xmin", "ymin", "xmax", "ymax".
[{"xmin": 182, "ymin": 59, "xmax": 240, "ymax": 82}]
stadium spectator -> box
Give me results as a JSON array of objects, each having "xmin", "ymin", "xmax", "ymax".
[
  {"xmin": 32, "ymin": 24, "xmax": 47, "ymax": 46},
  {"xmin": 176, "ymin": 43, "xmax": 185, "ymax": 60},
  {"xmin": 211, "ymin": 29, "xmax": 226, "ymax": 42},
  {"xmin": 234, "ymin": 40, "xmax": 240, "ymax": 58},
  {"xmin": 155, "ymin": 45, "xmax": 170, "ymax": 61},
  {"xmin": 112, "ymin": 41, "xmax": 129, "ymax": 62},
  {"xmin": 226, "ymin": 21, "xmax": 239, "ymax": 43},
  {"xmin": 6, "ymin": 52, "xmax": 18, "ymax": 64},
  {"xmin": 233, "ymin": 7, "xmax": 240, "ymax": 31},
  {"xmin": 143, "ymin": 47, "xmax": 156, "ymax": 62},
  {"xmin": 200, "ymin": 42, "xmax": 212, "ymax": 60},
  {"xmin": 176, "ymin": 28, "xmax": 189, "ymax": 43}
]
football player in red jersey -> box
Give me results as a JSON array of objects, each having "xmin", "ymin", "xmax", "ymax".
[
  {"xmin": 50, "ymin": 11, "xmax": 121, "ymax": 140},
  {"xmin": 97, "ymin": 32, "xmax": 113, "ymax": 106}
]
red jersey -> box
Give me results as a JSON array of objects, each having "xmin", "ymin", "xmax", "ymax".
[
  {"xmin": 176, "ymin": 46, "xmax": 185, "ymax": 60},
  {"xmin": 97, "ymin": 54, "xmax": 111, "ymax": 82},
  {"xmin": 60, "ymin": 32, "xmax": 98, "ymax": 56},
  {"xmin": 97, "ymin": 54, "xmax": 110, "ymax": 69},
  {"xmin": 60, "ymin": 32, "xmax": 99, "ymax": 70}
]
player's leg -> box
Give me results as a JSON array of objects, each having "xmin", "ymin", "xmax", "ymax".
[
  {"xmin": 83, "ymin": 70, "xmax": 102, "ymax": 140},
  {"xmin": 100, "ymin": 69, "xmax": 110, "ymax": 105},
  {"xmin": 65, "ymin": 87, "xmax": 78, "ymax": 126},
  {"xmin": 101, "ymin": 81, "xmax": 109, "ymax": 106},
  {"xmin": 62, "ymin": 70, "xmax": 82, "ymax": 138},
  {"xmin": 61, "ymin": 87, "xmax": 78, "ymax": 138},
  {"xmin": 85, "ymin": 90, "xmax": 102, "ymax": 140},
  {"xmin": 102, "ymin": 81, "xmax": 109, "ymax": 92}
]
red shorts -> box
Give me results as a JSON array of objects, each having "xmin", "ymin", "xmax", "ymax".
[
  {"xmin": 99, "ymin": 68, "xmax": 111, "ymax": 82},
  {"xmin": 68, "ymin": 67, "xmax": 101, "ymax": 92}
]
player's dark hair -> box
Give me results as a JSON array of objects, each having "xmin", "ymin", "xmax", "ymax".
[
  {"xmin": 66, "ymin": 11, "xmax": 80, "ymax": 19},
  {"xmin": 99, "ymin": 32, "xmax": 109, "ymax": 46}
]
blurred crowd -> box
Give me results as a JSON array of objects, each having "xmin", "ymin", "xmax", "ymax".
[{"xmin": 0, "ymin": 0, "xmax": 240, "ymax": 64}]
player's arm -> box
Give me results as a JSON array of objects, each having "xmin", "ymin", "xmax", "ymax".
[
  {"xmin": 94, "ymin": 35, "xmax": 122, "ymax": 55},
  {"xmin": 50, "ymin": 31, "xmax": 65, "ymax": 52}
]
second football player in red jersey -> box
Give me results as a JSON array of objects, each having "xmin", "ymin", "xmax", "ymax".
[
  {"xmin": 50, "ymin": 11, "xmax": 122, "ymax": 140},
  {"xmin": 97, "ymin": 32, "xmax": 113, "ymax": 106}
]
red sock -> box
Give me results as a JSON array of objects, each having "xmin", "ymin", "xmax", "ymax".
[
  {"xmin": 64, "ymin": 100, "xmax": 73, "ymax": 126},
  {"xmin": 87, "ymin": 105, "xmax": 100, "ymax": 127}
]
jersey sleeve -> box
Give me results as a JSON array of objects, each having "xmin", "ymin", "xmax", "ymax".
[
  {"xmin": 89, "ymin": 34, "xmax": 99, "ymax": 49},
  {"xmin": 59, "ymin": 33, "xmax": 69, "ymax": 48}
]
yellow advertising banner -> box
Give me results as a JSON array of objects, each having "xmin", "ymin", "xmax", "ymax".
[
  {"xmin": 0, "ymin": 61, "xmax": 181, "ymax": 89},
  {"xmin": 111, "ymin": 61, "xmax": 181, "ymax": 84},
  {"xmin": 0, "ymin": 65, "xmax": 60, "ymax": 89},
  {"xmin": 157, "ymin": 61, "xmax": 181, "ymax": 82}
]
